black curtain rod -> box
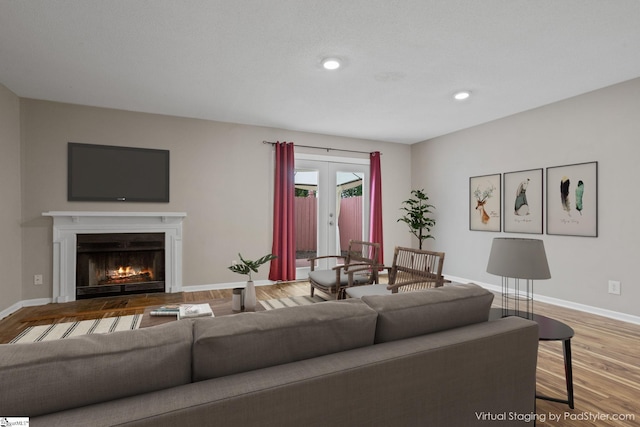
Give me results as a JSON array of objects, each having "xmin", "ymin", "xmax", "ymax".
[{"xmin": 262, "ymin": 140, "xmax": 380, "ymax": 155}]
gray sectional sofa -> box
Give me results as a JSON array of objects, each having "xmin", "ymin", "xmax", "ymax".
[{"xmin": 0, "ymin": 284, "xmax": 539, "ymax": 426}]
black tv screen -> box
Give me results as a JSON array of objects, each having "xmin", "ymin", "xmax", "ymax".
[{"xmin": 68, "ymin": 143, "xmax": 170, "ymax": 202}]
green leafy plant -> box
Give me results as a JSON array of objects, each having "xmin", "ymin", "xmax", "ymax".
[
  {"xmin": 398, "ymin": 189, "xmax": 436, "ymax": 249},
  {"xmin": 228, "ymin": 253, "xmax": 277, "ymax": 281}
]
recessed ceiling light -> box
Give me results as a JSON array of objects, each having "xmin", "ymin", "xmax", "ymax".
[
  {"xmin": 454, "ymin": 91, "xmax": 471, "ymax": 100},
  {"xmin": 322, "ymin": 58, "xmax": 341, "ymax": 70}
]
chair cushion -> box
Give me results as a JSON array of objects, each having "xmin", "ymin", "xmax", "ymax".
[
  {"xmin": 0, "ymin": 320, "xmax": 193, "ymax": 417},
  {"xmin": 309, "ymin": 269, "xmax": 372, "ymax": 288},
  {"xmin": 345, "ymin": 283, "xmax": 391, "ymax": 298},
  {"xmin": 361, "ymin": 283, "xmax": 494, "ymax": 343},
  {"xmin": 192, "ymin": 299, "xmax": 378, "ymax": 381}
]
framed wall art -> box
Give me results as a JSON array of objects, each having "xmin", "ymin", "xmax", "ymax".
[
  {"xmin": 546, "ymin": 161, "xmax": 598, "ymax": 237},
  {"xmin": 469, "ymin": 174, "xmax": 501, "ymax": 232},
  {"xmin": 503, "ymin": 168, "xmax": 543, "ymax": 234}
]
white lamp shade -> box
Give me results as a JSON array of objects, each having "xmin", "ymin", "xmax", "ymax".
[{"xmin": 486, "ymin": 238, "xmax": 551, "ymax": 280}]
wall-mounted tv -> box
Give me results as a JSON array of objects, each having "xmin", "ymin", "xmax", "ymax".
[{"xmin": 68, "ymin": 143, "xmax": 170, "ymax": 202}]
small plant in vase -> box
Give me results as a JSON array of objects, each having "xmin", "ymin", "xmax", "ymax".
[{"xmin": 228, "ymin": 253, "xmax": 277, "ymax": 311}]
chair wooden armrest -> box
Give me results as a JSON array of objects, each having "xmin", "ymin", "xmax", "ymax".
[
  {"xmin": 307, "ymin": 255, "xmax": 346, "ymax": 271},
  {"xmin": 331, "ymin": 262, "xmax": 375, "ymax": 272}
]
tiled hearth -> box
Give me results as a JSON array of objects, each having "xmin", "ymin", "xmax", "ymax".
[{"xmin": 43, "ymin": 212, "xmax": 187, "ymax": 303}]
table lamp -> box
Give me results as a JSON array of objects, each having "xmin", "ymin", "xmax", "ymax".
[{"xmin": 486, "ymin": 238, "xmax": 551, "ymax": 319}]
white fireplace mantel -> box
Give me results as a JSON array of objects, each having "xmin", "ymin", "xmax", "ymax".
[{"xmin": 43, "ymin": 211, "xmax": 187, "ymax": 302}]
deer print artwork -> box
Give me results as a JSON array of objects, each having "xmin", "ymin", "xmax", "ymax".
[
  {"xmin": 475, "ymin": 198, "xmax": 490, "ymax": 224},
  {"xmin": 473, "ymin": 185, "xmax": 496, "ymax": 225}
]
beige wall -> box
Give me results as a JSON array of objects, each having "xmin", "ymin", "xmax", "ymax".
[
  {"xmin": 17, "ymin": 99, "xmax": 412, "ymax": 303},
  {"xmin": 412, "ymin": 78, "xmax": 640, "ymax": 318},
  {"xmin": 4, "ymin": 78, "xmax": 639, "ymax": 320},
  {"xmin": 0, "ymin": 84, "xmax": 22, "ymax": 312}
]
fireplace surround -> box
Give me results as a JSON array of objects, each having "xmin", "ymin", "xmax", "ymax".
[{"xmin": 43, "ymin": 212, "xmax": 187, "ymax": 303}]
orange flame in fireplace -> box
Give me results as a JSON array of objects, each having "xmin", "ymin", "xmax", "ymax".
[
  {"xmin": 110, "ymin": 266, "xmax": 153, "ymax": 280},
  {"xmin": 115, "ymin": 266, "xmax": 135, "ymax": 277}
]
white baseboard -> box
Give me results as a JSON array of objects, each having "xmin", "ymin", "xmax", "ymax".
[
  {"xmin": 445, "ymin": 275, "xmax": 640, "ymax": 326},
  {"xmin": 181, "ymin": 280, "xmax": 276, "ymax": 292},
  {"xmin": 0, "ymin": 298, "xmax": 52, "ymax": 321}
]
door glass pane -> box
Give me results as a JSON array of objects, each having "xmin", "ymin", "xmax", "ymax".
[
  {"xmin": 294, "ymin": 169, "xmax": 318, "ymax": 268},
  {"xmin": 336, "ymin": 171, "xmax": 364, "ymax": 257}
]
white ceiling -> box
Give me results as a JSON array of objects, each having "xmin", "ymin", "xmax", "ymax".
[{"xmin": 1, "ymin": 1, "xmax": 640, "ymax": 144}]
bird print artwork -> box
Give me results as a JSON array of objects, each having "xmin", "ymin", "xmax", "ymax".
[
  {"xmin": 575, "ymin": 180, "xmax": 584, "ymax": 215},
  {"xmin": 547, "ymin": 162, "xmax": 597, "ymax": 237},
  {"xmin": 560, "ymin": 176, "xmax": 571, "ymax": 215},
  {"xmin": 514, "ymin": 178, "xmax": 530, "ymax": 216}
]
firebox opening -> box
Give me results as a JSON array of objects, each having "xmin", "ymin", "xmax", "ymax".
[{"xmin": 76, "ymin": 233, "xmax": 165, "ymax": 299}]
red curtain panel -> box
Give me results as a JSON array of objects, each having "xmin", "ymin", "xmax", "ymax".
[
  {"xmin": 269, "ymin": 142, "xmax": 296, "ymax": 281},
  {"xmin": 369, "ymin": 151, "xmax": 384, "ymax": 267}
]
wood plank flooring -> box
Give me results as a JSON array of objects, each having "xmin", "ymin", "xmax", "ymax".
[
  {"xmin": 0, "ymin": 282, "xmax": 312, "ymax": 343},
  {"xmin": 527, "ymin": 298, "xmax": 639, "ymax": 426},
  {"xmin": 0, "ymin": 281, "xmax": 638, "ymax": 426}
]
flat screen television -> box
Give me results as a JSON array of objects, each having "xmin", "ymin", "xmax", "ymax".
[{"xmin": 68, "ymin": 142, "xmax": 170, "ymax": 202}]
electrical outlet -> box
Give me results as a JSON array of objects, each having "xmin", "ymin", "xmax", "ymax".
[
  {"xmin": 608, "ymin": 280, "xmax": 621, "ymax": 295},
  {"xmin": 34, "ymin": 274, "xmax": 43, "ymax": 285}
]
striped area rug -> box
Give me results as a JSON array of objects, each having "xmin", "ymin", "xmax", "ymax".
[
  {"xmin": 10, "ymin": 314, "xmax": 142, "ymax": 344},
  {"xmin": 259, "ymin": 295, "xmax": 326, "ymax": 310}
]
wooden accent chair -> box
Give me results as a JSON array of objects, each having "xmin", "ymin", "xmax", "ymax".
[
  {"xmin": 345, "ymin": 247, "xmax": 446, "ymax": 298},
  {"xmin": 308, "ymin": 240, "xmax": 380, "ymax": 300}
]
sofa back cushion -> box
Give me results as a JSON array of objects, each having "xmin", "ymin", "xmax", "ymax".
[
  {"xmin": 0, "ymin": 319, "xmax": 193, "ymax": 417},
  {"xmin": 192, "ymin": 299, "xmax": 378, "ymax": 381},
  {"xmin": 361, "ymin": 283, "xmax": 494, "ymax": 343}
]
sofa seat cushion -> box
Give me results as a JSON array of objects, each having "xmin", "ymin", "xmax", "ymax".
[
  {"xmin": 0, "ymin": 319, "xmax": 193, "ymax": 417},
  {"xmin": 361, "ymin": 283, "xmax": 494, "ymax": 343},
  {"xmin": 192, "ymin": 299, "xmax": 378, "ymax": 381}
]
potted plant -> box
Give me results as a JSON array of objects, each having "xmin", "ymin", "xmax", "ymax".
[
  {"xmin": 228, "ymin": 253, "xmax": 277, "ymax": 311},
  {"xmin": 398, "ymin": 189, "xmax": 436, "ymax": 249}
]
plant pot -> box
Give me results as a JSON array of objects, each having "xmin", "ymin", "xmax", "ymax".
[{"xmin": 244, "ymin": 280, "xmax": 257, "ymax": 312}]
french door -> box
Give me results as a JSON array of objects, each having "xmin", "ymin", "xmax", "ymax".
[{"xmin": 294, "ymin": 156, "xmax": 369, "ymax": 279}]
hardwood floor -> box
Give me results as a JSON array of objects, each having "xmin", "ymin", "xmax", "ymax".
[
  {"xmin": 0, "ymin": 281, "xmax": 638, "ymax": 426},
  {"xmin": 528, "ymin": 299, "xmax": 639, "ymax": 426},
  {"xmin": 0, "ymin": 281, "xmax": 312, "ymax": 344}
]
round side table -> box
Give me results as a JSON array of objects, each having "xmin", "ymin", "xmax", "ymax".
[{"xmin": 490, "ymin": 308, "xmax": 575, "ymax": 409}]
